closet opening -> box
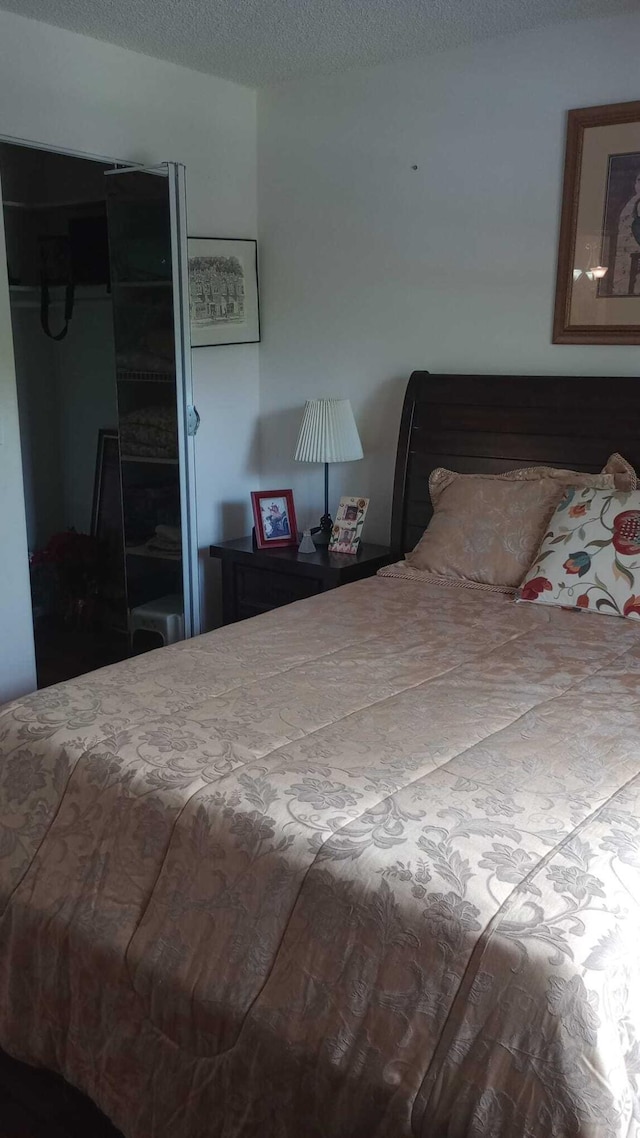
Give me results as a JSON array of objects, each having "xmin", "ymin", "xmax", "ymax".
[{"xmin": 1, "ymin": 141, "xmax": 191, "ymax": 689}]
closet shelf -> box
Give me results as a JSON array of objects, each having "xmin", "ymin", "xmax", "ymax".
[
  {"xmin": 120, "ymin": 455, "xmax": 178, "ymax": 465},
  {"xmin": 116, "ymin": 369, "xmax": 175, "ymax": 383},
  {"xmin": 125, "ymin": 545, "xmax": 182, "ymax": 562},
  {"xmin": 113, "ymin": 280, "xmax": 172, "ymax": 289},
  {"xmin": 9, "ymin": 284, "xmax": 111, "ymax": 307}
]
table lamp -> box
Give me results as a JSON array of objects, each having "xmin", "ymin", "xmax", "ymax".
[{"xmin": 294, "ymin": 398, "xmax": 363, "ymax": 545}]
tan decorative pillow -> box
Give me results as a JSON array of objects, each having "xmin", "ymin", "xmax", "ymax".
[
  {"xmin": 428, "ymin": 466, "xmax": 615, "ymax": 510},
  {"xmin": 377, "ymin": 560, "xmax": 518, "ymax": 593},
  {"xmin": 423, "ymin": 457, "xmax": 633, "ymax": 498},
  {"xmin": 403, "ymin": 456, "xmax": 638, "ymax": 592},
  {"xmin": 500, "ymin": 466, "xmax": 615, "ymax": 488},
  {"xmin": 602, "ymin": 453, "xmax": 637, "ymax": 492},
  {"xmin": 407, "ymin": 474, "xmax": 563, "ymax": 588},
  {"xmin": 506, "ymin": 454, "xmax": 636, "ymax": 491},
  {"xmin": 427, "ymin": 454, "xmax": 637, "ymax": 506}
]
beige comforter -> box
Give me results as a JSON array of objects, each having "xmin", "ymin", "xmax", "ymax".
[{"xmin": 1, "ymin": 574, "xmax": 640, "ymax": 1138}]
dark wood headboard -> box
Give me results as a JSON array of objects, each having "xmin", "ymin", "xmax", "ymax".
[{"xmin": 391, "ymin": 372, "xmax": 640, "ymax": 555}]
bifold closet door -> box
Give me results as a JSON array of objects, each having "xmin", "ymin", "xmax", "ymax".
[
  {"xmin": 0, "ymin": 165, "xmax": 37, "ymax": 699},
  {"xmin": 105, "ymin": 164, "xmax": 199, "ymax": 639}
]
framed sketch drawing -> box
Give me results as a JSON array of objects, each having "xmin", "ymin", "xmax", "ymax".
[
  {"xmin": 188, "ymin": 237, "xmax": 260, "ymax": 347},
  {"xmin": 554, "ymin": 100, "xmax": 640, "ymax": 344}
]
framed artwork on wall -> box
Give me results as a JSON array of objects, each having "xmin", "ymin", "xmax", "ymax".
[
  {"xmin": 250, "ymin": 489, "xmax": 298, "ymax": 549},
  {"xmin": 188, "ymin": 237, "xmax": 260, "ymax": 347},
  {"xmin": 553, "ymin": 99, "xmax": 640, "ymax": 344}
]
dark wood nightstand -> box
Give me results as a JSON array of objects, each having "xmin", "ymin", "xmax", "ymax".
[{"xmin": 209, "ymin": 537, "xmax": 393, "ymax": 624}]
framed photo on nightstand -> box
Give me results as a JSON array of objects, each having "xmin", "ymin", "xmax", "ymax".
[
  {"xmin": 329, "ymin": 496, "xmax": 369, "ymax": 555},
  {"xmin": 251, "ymin": 489, "xmax": 298, "ymax": 549}
]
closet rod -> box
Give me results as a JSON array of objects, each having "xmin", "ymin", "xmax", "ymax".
[
  {"xmin": 3, "ymin": 198, "xmax": 107, "ymax": 210},
  {"xmin": 10, "ymin": 292, "xmax": 111, "ymax": 308}
]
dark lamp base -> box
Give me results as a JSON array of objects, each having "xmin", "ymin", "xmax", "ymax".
[{"xmin": 311, "ymin": 514, "xmax": 333, "ymax": 546}]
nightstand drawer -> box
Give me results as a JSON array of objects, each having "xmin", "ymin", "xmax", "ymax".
[{"xmin": 235, "ymin": 564, "xmax": 322, "ymax": 613}]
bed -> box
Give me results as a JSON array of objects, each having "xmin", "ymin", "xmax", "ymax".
[{"xmin": 2, "ymin": 371, "xmax": 640, "ymax": 1138}]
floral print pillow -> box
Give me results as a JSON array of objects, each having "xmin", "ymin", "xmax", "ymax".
[{"xmin": 518, "ymin": 486, "xmax": 640, "ymax": 619}]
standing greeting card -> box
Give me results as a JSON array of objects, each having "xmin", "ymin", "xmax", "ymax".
[{"xmin": 328, "ymin": 497, "xmax": 369, "ymax": 554}]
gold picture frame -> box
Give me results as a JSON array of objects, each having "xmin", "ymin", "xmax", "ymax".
[{"xmin": 553, "ymin": 99, "xmax": 640, "ymax": 344}]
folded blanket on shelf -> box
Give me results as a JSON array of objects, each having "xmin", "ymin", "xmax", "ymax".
[
  {"xmin": 145, "ymin": 524, "xmax": 181, "ymax": 554},
  {"xmin": 119, "ymin": 406, "xmax": 177, "ymax": 459}
]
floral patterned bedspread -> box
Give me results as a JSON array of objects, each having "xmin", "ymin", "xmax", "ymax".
[{"xmin": 1, "ymin": 575, "xmax": 640, "ymax": 1138}]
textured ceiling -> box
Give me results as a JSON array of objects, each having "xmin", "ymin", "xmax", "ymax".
[{"xmin": 1, "ymin": 0, "xmax": 638, "ymax": 87}]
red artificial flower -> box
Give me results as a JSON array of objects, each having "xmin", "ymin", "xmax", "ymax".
[
  {"xmin": 612, "ymin": 511, "xmax": 640, "ymax": 556},
  {"xmin": 623, "ymin": 595, "xmax": 640, "ymax": 618},
  {"xmin": 520, "ymin": 576, "xmax": 552, "ymax": 601},
  {"xmin": 568, "ymin": 503, "xmax": 588, "ymax": 518},
  {"xmin": 576, "ymin": 594, "xmax": 590, "ymax": 609}
]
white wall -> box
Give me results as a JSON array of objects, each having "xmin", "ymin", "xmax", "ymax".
[
  {"xmin": 258, "ymin": 14, "xmax": 640, "ymax": 545},
  {"xmin": 0, "ymin": 8, "xmax": 258, "ymax": 684}
]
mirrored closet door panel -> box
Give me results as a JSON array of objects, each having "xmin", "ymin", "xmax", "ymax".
[
  {"xmin": 1, "ymin": 141, "xmax": 198, "ymax": 693},
  {"xmin": 1, "ymin": 141, "xmax": 129, "ymax": 689},
  {"xmin": 105, "ymin": 166, "xmax": 198, "ymax": 647}
]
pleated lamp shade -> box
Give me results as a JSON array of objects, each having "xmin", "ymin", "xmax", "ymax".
[{"xmin": 294, "ymin": 399, "xmax": 363, "ymax": 464}]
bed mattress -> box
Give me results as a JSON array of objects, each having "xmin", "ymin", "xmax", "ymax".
[{"xmin": 1, "ymin": 574, "xmax": 640, "ymax": 1137}]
